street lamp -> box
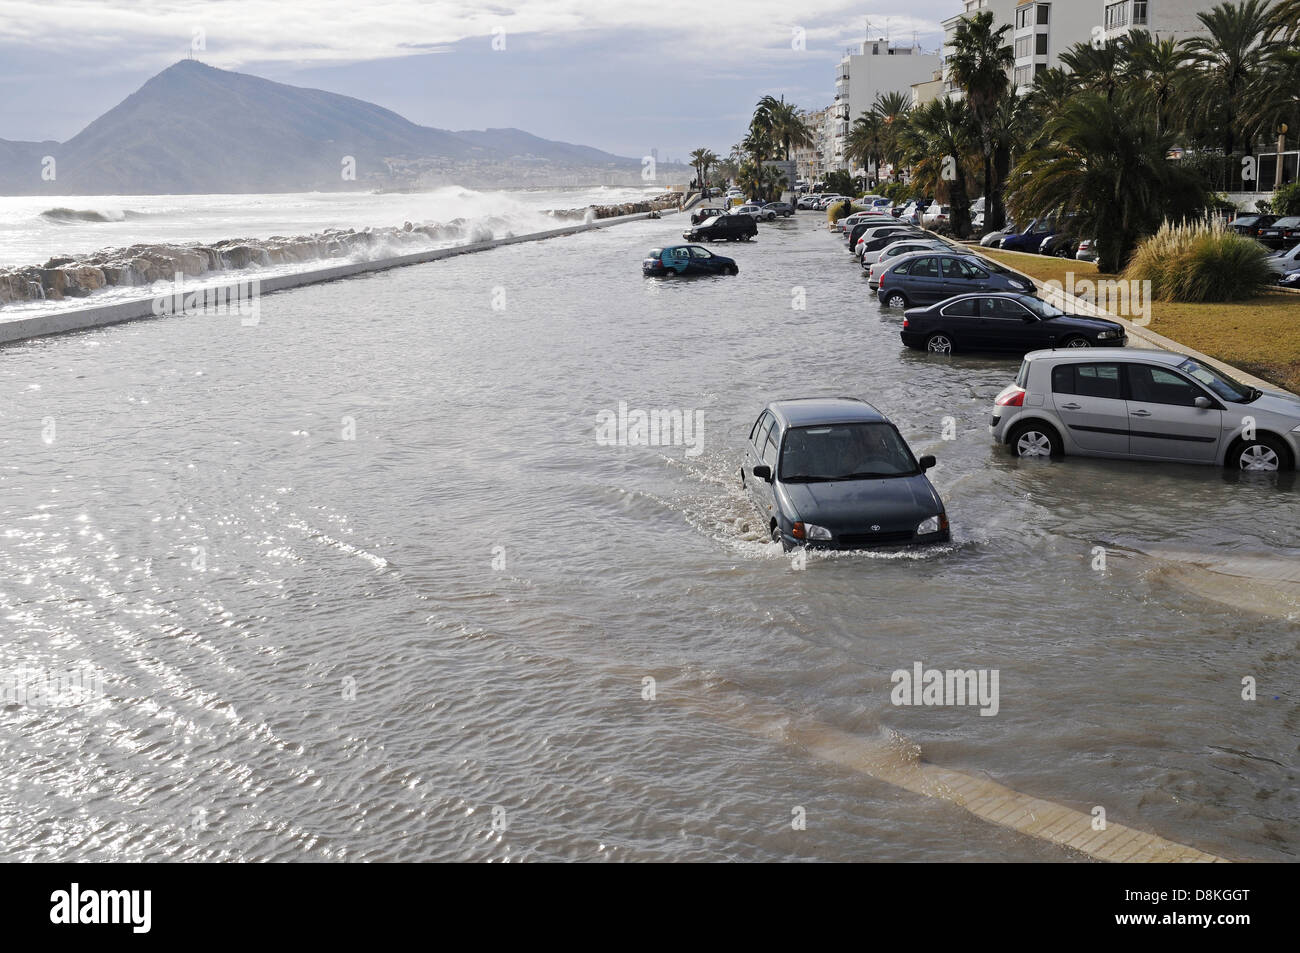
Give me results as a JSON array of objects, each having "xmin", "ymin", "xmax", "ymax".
[{"xmin": 1279, "ymin": 123, "xmax": 1289, "ymax": 191}]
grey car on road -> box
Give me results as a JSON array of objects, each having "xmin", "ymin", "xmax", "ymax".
[
  {"xmin": 990, "ymin": 349, "xmax": 1300, "ymax": 470},
  {"xmin": 743, "ymin": 398, "xmax": 950, "ymax": 550}
]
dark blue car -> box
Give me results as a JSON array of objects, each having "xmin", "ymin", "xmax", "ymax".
[
  {"xmin": 742, "ymin": 397, "xmax": 949, "ymax": 551},
  {"xmin": 999, "ymin": 217, "xmax": 1056, "ymax": 253},
  {"xmin": 876, "ymin": 251, "xmax": 1034, "ymax": 309},
  {"xmin": 642, "ymin": 245, "xmax": 739, "ymax": 276}
]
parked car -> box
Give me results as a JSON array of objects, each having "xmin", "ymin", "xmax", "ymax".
[
  {"xmin": 980, "ymin": 222, "xmax": 1018, "ymax": 248},
  {"xmin": 876, "ymin": 252, "xmax": 1035, "ymax": 308},
  {"xmin": 922, "ymin": 203, "xmax": 951, "ymax": 228},
  {"xmin": 989, "ymin": 349, "xmax": 1300, "ymax": 470},
  {"xmin": 1000, "ymin": 217, "xmax": 1055, "ymax": 252},
  {"xmin": 642, "ymin": 245, "xmax": 739, "ymax": 277},
  {"xmin": 846, "ymin": 216, "xmax": 904, "ymax": 248},
  {"xmin": 691, "ymin": 206, "xmax": 728, "ymax": 225},
  {"xmin": 798, "ymin": 194, "xmax": 824, "ymax": 209},
  {"xmin": 683, "ymin": 215, "xmax": 757, "ymax": 242},
  {"xmin": 852, "ymin": 222, "xmax": 921, "ymax": 251},
  {"xmin": 764, "ymin": 201, "xmax": 795, "ymax": 217},
  {"xmin": 1280, "ymin": 269, "xmax": 1300, "ymax": 289},
  {"xmin": 1075, "ymin": 239, "xmax": 1098, "ymax": 262},
  {"xmin": 1265, "ymin": 242, "xmax": 1300, "ymax": 275},
  {"xmin": 735, "ymin": 203, "xmax": 777, "ymax": 222},
  {"xmin": 1040, "ymin": 233, "xmax": 1080, "ymax": 258},
  {"xmin": 1259, "ymin": 217, "xmax": 1300, "ymax": 250},
  {"xmin": 838, "ymin": 210, "xmax": 879, "ymax": 233},
  {"xmin": 1227, "ymin": 214, "xmax": 1277, "ymax": 236},
  {"xmin": 900, "ymin": 293, "xmax": 1127, "ymax": 354},
  {"xmin": 856, "ymin": 229, "xmax": 929, "ymax": 260},
  {"xmin": 743, "ymin": 397, "xmax": 950, "ymax": 551},
  {"xmin": 864, "ymin": 239, "xmax": 952, "ymax": 288}
]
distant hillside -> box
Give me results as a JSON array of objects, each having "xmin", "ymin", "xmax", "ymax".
[{"xmin": 0, "ymin": 61, "xmax": 680, "ymax": 195}]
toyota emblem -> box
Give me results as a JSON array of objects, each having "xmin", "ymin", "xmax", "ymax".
[{"xmin": 871, "ymin": 525, "xmax": 881, "ymax": 532}]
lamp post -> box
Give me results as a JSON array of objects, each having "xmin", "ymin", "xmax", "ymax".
[{"xmin": 1278, "ymin": 123, "xmax": 1289, "ymax": 191}]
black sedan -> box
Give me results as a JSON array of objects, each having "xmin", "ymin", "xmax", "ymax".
[
  {"xmin": 1258, "ymin": 216, "xmax": 1300, "ymax": 250},
  {"xmin": 643, "ymin": 245, "xmax": 738, "ymax": 276},
  {"xmin": 683, "ymin": 215, "xmax": 757, "ymax": 242},
  {"xmin": 899, "ymin": 293, "xmax": 1127, "ymax": 354}
]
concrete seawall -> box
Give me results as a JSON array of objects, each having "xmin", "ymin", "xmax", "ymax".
[{"xmin": 0, "ymin": 211, "xmax": 656, "ymax": 347}]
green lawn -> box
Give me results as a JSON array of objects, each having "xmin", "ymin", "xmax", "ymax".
[{"xmin": 978, "ymin": 249, "xmax": 1300, "ymax": 394}]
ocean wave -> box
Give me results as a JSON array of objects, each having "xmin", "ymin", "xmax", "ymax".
[{"xmin": 39, "ymin": 207, "xmax": 149, "ymax": 224}]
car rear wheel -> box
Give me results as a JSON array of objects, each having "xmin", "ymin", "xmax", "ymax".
[
  {"xmin": 885, "ymin": 292, "xmax": 908, "ymax": 308},
  {"xmin": 1229, "ymin": 434, "xmax": 1291, "ymax": 471},
  {"xmin": 1062, "ymin": 335, "xmax": 1091, "ymax": 348},
  {"xmin": 1009, "ymin": 421, "xmax": 1062, "ymax": 459},
  {"xmin": 926, "ymin": 333, "xmax": 954, "ymax": 354}
]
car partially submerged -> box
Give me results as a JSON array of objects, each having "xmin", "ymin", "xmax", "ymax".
[
  {"xmin": 643, "ymin": 245, "xmax": 739, "ymax": 276},
  {"xmin": 743, "ymin": 397, "xmax": 950, "ymax": 550}
]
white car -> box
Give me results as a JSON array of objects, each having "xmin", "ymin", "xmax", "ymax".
[
  {"xmin": 864, "ymin": 239, "xmax": 951, "ymax": 288},
  {"xmin": 852, "ymin": 223, "xmax": 921, "ymax": 255},
  {"xmin": 734, "ymin": 203, "xmax": 776, "ymax": 222},
  {"xmin": 921, "ymin": 203, "xmax": 951, "ymax": 228},
  {"xmin": 1266, "ymin": 242, "xmax": 1300, "ymax": 275}
]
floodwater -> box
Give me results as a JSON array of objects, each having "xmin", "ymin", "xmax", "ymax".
[{"xmin": 0, "ymin": 212, "xmax": 1296, "ymax": 861}]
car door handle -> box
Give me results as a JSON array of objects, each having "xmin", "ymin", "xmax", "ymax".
[
  {"xmin": 1131, "ymin": 410, "xmax": 1152, "ymax": 417},
  {"xmin": 1059, "ymin": 402, "xmax": 1081, "ymax": 410}
]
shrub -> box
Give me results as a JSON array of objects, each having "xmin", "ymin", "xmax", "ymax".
[
  {"xmin": 881, "ymin": 181, "xmax": 915, "ymax": 204},
  {"xmin": 1272, "ymin": 182, "xmax": 1300, "ymax": 217},
  {"xmin": 1124, "ymin": 219, "xmax": 1273, "ymax": 303},
  {"xmin": 826, "ymin": 201, "xmax": 863, "ymax": 223}
]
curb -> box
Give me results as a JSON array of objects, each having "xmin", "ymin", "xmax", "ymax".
[{"xmin": 961, "ymin": 245, "xmax": 1296, "ymax": 396}]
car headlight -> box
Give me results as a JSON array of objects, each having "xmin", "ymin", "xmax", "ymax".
[
  {"xmin": 916, "ymin": 515, "xmax": 943, "ymax": 535},
  {"xmin": 792, "ymin": 522, "xmax": 832, "ymax": 540},
  {"xmin": 1008, "ymin": 279, "xmax": 1030, "ymax": 291},
  {"xmin": 1096, "ymin": 329, "xmax": 1120, "ymax": 339}
]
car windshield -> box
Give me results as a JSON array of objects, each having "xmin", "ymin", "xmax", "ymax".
[
  {"xmin": 1018, "ymin": 296, "xmax": 1065, "ymax": 319},
  {"xmin": 780, "ymin": 423, "xmax": 919, "ymax": 481},
  {"xmin": 1176, "ymin": 357, "xmax": 1257, "ymax": 402}
]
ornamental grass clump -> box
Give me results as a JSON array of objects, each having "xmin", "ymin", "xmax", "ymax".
[{"xmin": 1123, "ymin": 219, "xmax": 1273, "ymax": 302}]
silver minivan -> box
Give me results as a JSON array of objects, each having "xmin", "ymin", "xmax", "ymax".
[{"xmin": 990, "ymin": 349, "xmax": 1300, "ymax": 471}]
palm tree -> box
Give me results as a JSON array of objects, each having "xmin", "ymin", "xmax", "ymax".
[
  {"xmin": 946, "ymin": 9, "xmax": 1015, "ymax": 229},
  {"xmin": 1008, "ymin": 90, "xmax": 1207, "ymax": 273},
  {"xmin": 845, "ymin": 112, "xmax": 885, "ymax": 181},
  {"xmin": 872, "ymin": 91, "xmax": 913, "ymax": 178},
  {"xmin": 1271, "ymin": 0, "xmax": 1300, "ymax": 41},
  {"xmin": 688, "ymin": 148, "xmax": 719, "ymax": 192},
  {"xmin": 1183, "ymin": 0, "xmax": 1280, "ymax": 156},
  {"xmin": 1059, "ymin": 40, "xmax": 1126, "ymax": 102},
  {"xmin": 768, "ymin": 98, "xmax": 814, "ymax": 161},
  {"xmin": 1242, "ymin": 46, "xmax": 1300, "ymax": 180},
  {"xmin": 1123, "ymin": 30, "xmax": 1188, "ymax": 136},
  {"xmin": 902, "ymin": 97, "xmax": 977, "ymax": 237}
]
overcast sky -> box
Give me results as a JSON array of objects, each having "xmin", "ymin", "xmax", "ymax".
[{"xmin": 0, "ymin": 0, "xmax": 958, "ymax": 160}]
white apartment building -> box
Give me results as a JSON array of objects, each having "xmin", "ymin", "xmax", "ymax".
[
  {"xmin": 946, "ymin": 1, "xmax": 1243, "ymax": 95},
  {"xmin": 1101, "ymin": 0, "xmax": 1230, "ymax": 44},
  {"xmin": 792, "ymin": 107, "xmax": 830, "ymax": 183},
  {"xmin": 831, "ymin": 40, "xmax": 941, "ymax": 171}
]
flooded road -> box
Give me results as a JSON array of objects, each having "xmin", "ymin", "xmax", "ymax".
[{"xmin": 1, "ymin": 212, "xmax": 1296, "ymax": 861}]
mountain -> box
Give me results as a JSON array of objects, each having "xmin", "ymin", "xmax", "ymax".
[{"xmin": 0, "ymin": 60, "xmax": 674, "ymax": 195}]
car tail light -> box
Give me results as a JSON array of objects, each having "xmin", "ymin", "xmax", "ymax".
[
  {"xmin": 902, "ymin": 317, "xmax": 909, "ymax": 328},
  {"xmin": 995, "ymin": 387, "xmax": 1026, "ymax": 407}
]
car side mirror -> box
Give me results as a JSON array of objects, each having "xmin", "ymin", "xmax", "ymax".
[
  {"xmin": 1194, "ymin": 396, "xmax": 1212, "ymax": 409},
  {"xmin": 752, "ymin": 464, "xmax": 773, "ymax": 481},
  {"xmin": 918, "ymin": 455, "xmax": 936, "ymax": 472}
]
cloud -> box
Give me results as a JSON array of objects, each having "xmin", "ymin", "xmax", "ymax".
[{"xmin": 0, "ymin": 0, "xmax": 951, "ymax": 71}]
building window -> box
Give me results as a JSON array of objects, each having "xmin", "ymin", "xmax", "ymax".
[
  {"xmin": 1037, "ymin": 4, "xmax": 1049, "ymax": 25},
  {"xmin": 1014, "ymin": 65, "xmax": 1033, "ymax": 87},
  {"xmin": 1133, "ymin": 0, "xmax": 1148, "ymax": 25},
  {"xmin": 1015, "ymin": 36, "xmax": 1031, "ymax": 58},
  {"xmin": 1036, "ymin": 33, "xmax": 1048, "ymax": 56},
  {"xmin": 1105, "ymin": 2, "xmax": 1130, "ymax": 31}
]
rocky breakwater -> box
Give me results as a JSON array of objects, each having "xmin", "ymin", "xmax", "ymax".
[
  {"xmin": 549, "ymin": 191, "xmax": 682, "ymax": 222},
  {"xmin": 0, "ymin": 220, "xmax": 484, "ymax": 308}
]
